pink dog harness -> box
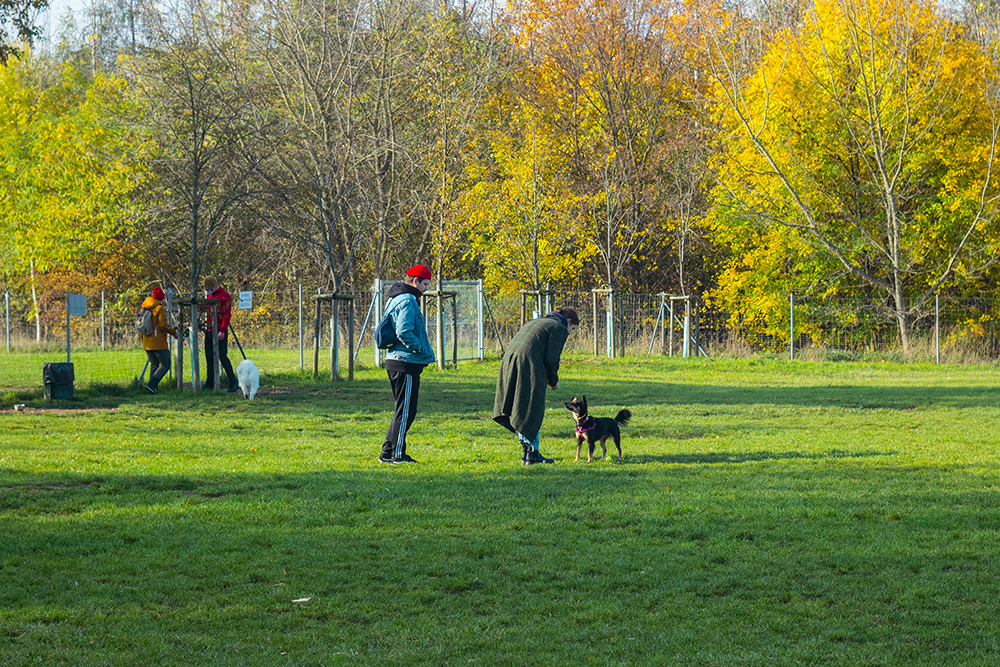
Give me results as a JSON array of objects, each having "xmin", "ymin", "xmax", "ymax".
[{"xmin": 574, "ymin": 415, "xmax": 596, "ymax": 435}]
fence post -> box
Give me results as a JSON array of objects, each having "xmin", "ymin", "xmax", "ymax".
[
  {"xmin": 190, "ymin": 302, "xmax": 201, "ymax": 392},
  {"xmin": 452, "ymin": 296, "xmax": 458, "ymax": 368},
  {"xmin": 5, "ymin": 292, "xmax": 9, "ymax": 352},
  {"xmin": 607, "ymin": 290, "xmax": 615, "ymax": 358},
  {"xmin": 693, "ymin": 298, "xmax": 700, "ymax": 357},
  {"xmin": 313, "ymin": 297, "xmax": 321, "ymax": 379},
  {"xmin": 789, "ymin": 293, "xmax": 794, "ymax": 361},
  {"xmin": 175, "ymin": 299, "xmax": 184, "ymax": 391},
  {"xmin": 682, "ymin": 298, "xmax": 690, "ymax": 358},
  {"xmin": 616, "ymin": 291, "xmax": 622, "ymax": 357},
  {"xmin": 437, "ymin": 291, "xmax": 445, "ymax": 371},
  {"xmin": 935, "ymin": 293, "xmax": 940, "ymax": 365},
  {"xmin": 101, "ymin": 291, "xmax": 105, "ymax": 351},
  {"xmin": 348, "ymin": 297, "xmax": 355, "ymax": 381},
  {"xmin": 659, "ymin": 294, "xmax": 665, "ymax": 354},
  {"xmin": 592, "ymin": 291, "xmax": 598, "ymax": 357},
  {"xmin": 648, "ymin": 295, "xmax": 665, "ymax": 356},
  {"xmin": 65, "ymin": 292, "xmax": 71, "ymax": 363},
  {"xmin": 166, "ymin": 288, "xmax": 173, "ymax": 382},
  {"xmin": 330, "ymin": 295, "xmax": 340, "ymax": 381},
  {"xmin": 298, "ymin": 285, "xmax": 303, "ymax": 371},
  {"xmin": 669, "ymin": 298, "xmax": 674, "ymax": 356},
  {"xmin": 374, "ymin": 279, "xmax": 383, "ymax": 369},
  {"xmin": 477, "ymin": 280, "xmax": 485, "ymax": 361}
]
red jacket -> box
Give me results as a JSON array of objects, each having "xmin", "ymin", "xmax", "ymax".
[{"xmin": 202, "ymin": 287, "xmax": 233, "ymax": 332}]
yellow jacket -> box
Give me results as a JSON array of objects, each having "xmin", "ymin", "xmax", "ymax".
[{"xmin": 140, "ymin": 296, "xmax": 178, "ymax": 351}]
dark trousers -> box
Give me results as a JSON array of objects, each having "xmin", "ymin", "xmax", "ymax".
[
  {"xmin": 205, "ymin": 331, "xmax": 237, "ymax": 389},
  {"xmin": 146, "ymin": 349, "xmax": 171, "ymax": 389},
  {"xmin": 381, "ymin": 369, "xmax": 421, "ymax": 459}
]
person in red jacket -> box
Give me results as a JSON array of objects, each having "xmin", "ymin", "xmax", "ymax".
[
  {"xmin": 201, "ymin": 275, "xmax": 238, "ymax": 392},
  {"xmin": 139, "ymin": 287, "xmax": 178, "ymax": 395}
]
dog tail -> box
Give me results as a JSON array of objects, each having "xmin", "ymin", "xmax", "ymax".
[{"xmin": 615, "ymin": 409, "xmax": 631, "ymax": 426}]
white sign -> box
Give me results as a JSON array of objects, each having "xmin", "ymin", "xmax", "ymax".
[
  {"xmin": 238, "ymin": 291, "xmax": 253, "ymax": 310},
  {"xmin": 67, "ymin": 294, "xmax": 87, "ymax": 316}
]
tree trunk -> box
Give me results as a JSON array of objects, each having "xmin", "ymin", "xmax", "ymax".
[
  {"xmin": 30, "ymin": 259, "xmax": 40, "ymax": 344},
  {"xmin": 894, "ymin": 284, "xmax": 911, "ymax": 354}
]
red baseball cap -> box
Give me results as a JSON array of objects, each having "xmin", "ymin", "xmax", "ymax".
[
  {"xmin": 406, "ymin": 264, "xmax": 433, "ymax": 280},
  {"xmin": 152, "ymin": 287, "xmax": 166, "ymax": 301}
]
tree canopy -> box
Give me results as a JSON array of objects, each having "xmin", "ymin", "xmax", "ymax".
[
  {"xmin": 6, "ymin": 0, "xmax": 1000, "ymax": 346},
  {"xmin": 702, "ymin": 0, "xmax": 1000, "ymax": 350},
  {"xmin": 0, "ymin": 0, "xmax": 47, "ymax": 65}
]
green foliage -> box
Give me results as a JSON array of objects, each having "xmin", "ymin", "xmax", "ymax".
[{"xmin": 0, "ymin": 55, "xmax": 147, "ymax": 286}]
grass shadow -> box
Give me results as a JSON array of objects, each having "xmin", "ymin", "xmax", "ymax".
[{"xmin": 623, "ymin": 449, "xmax": 896, "ymax": 466}]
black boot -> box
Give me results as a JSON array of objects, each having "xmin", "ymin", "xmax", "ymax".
[
  {"xmin": 524, "ymin": 448, "xmax": 551, "ymax": 465},
  {"xmin": 535, "ymin": 447, "xmax": 554, "ymax": 464},
  {"xmin": 521, "ymin": 442, "xmax": 532, "ymax": 465}
]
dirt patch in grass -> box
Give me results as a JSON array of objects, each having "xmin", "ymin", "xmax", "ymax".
[{"xmin": 4, "ymin": 406, "xmax": 120, "ymax": 415}]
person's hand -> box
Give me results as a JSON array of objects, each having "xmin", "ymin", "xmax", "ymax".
[
  {"xmin": 218, "ymin": 331, "xmax": 225, "ymax": 341},
  {"xmin": 549, "ymin": 382, "xmax": 558, "ymax": 390}
]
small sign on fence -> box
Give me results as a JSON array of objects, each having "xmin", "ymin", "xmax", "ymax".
[
  {"xmin": 67, "ymin": 294, "xmax": 87, "ymax": 316},
  {"xmin": 238, "ymin": 291, "xmax": 253, "ymax": 310}
]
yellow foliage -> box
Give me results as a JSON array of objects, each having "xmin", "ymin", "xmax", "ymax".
[
  {"xmin": 707, "ymin": 0, "xmax": 1000, "ymax": 335},
  {"xmin": 0, "ymin": 57, "xmax": 149, "ymax": 283}
]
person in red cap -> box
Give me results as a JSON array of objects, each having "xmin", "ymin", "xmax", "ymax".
[
  {"xmin": 378, "ymin": 264, "xmax": 436, "ymax": 464},
  {"xmin": 139, "ymin": 286, "xmax": 178, "ymax": 394}
]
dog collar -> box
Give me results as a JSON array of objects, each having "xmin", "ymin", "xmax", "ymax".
[{"xmin": 574, "ymin": 415, "xmax": 596, "ymax": 434}]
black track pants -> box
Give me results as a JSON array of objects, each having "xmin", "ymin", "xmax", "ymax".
[{"xmin": 381, "ymin": 369, "xmax": 421, "ymax": 459}]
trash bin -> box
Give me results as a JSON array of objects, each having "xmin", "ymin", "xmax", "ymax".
[{"xmin": 43, "ymin": 362, "xmax": 75, "ymax": 401}]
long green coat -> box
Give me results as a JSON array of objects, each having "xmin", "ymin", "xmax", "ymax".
[{"xmin": 493, "ymin": 316, "xmax": 569, "ymax": 441}]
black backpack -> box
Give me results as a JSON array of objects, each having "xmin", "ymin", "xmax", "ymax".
[{"xmin": 374, "ymin": 311, "xmax": 399, "ymax": 349}]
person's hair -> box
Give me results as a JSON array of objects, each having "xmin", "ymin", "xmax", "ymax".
[
  {"xmin": 203, "ymin": 275, "xmax": 219, "ymax": 290},
  {"xmin": 555, "ymin": 307, "xmax": 579, "ymax": 326},
  {"xmin": 404, "ymin": 273, "xmax": 430, "ymax": 286}
]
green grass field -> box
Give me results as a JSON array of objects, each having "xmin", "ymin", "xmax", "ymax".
[{"xmin": 2, "ymin": 352, "xmax": 1000, "ymax": 665}]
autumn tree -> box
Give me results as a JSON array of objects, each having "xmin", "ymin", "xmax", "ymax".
[
  {"xmin": 647, "ymin": 115, "xmax": 713, "ymax": 297},
  {"xmin": 411, "ymin": 7, "xmax": 507, "ymax": 280},
  {"xmin": 0, "ymin": 55, "xmax": 146, "ymax": 339},
  {"xmin": 699, "ymin": 0, "xmax": 1000, "ymax": 351},
  {"xmin": 124, "ymin": 1, "xmax": 273, "ymax": 382},
  {"xmin": 508, "ymin": 0, "xmax": 687, "ymax": 292},
  {"xmin": 126, "ymin": 2, "xmax": 270, "ymax": 299},
  {"xmin": 74, "ymin": 0, "xmax": 162, "ymax": 72},
  {"xmin": 252, "ymin": 0, "xmax": 450, "ymax": 292},
  {"xmin": 457, "ymin": 94, "xmax": 586, "ymax": 298},
  {"xmin": 0, "ymin": 0, "xmax": 47, "ymax": 64}
]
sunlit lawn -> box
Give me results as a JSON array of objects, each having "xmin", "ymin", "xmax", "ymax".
[{"xmin": 2, "ymin": 353, "xmax": 1000, "ymax": 665}]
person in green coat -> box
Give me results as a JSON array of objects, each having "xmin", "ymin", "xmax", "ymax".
[{"xmin": 493, "ymin": 307, "xmax": 579, "ymax": 464}]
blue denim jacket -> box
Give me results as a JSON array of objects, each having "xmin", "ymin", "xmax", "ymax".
[{"xmin": 384, "ymin": 292, "xmax": 436, "ymax": 367}]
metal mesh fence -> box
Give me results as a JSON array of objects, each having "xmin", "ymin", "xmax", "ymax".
[{"xmin": 4, "ymin": 286, "xmax": 1000, "ymax": 363}]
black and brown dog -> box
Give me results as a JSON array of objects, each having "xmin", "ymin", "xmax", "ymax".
[{"xmin": 564, "ymin": 396, "xmax": 631, "ymax": 462}]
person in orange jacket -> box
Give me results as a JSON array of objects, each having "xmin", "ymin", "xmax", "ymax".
[{"xmin": 139, "ymin": 287, "xmax": 179, "ymax": 394}]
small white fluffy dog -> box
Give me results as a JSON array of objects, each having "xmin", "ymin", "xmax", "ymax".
[{"xmin": 236, "ymin": 359, "xmax": 259, "ymax": 400}]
